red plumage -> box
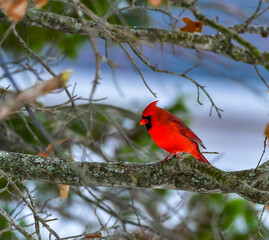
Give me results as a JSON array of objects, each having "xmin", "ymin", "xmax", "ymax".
[{"xmin": 140, "ymin": 101, "xmax": 210, "ymax": 165}]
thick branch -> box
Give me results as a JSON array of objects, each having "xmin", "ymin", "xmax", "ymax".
[
  {"xmin": 0, "ymin": 9, "xmax": 268, "ymax": 65},
  {"xmin": 1, "ymin": 150, "xmax": 269, "ymax": 205}
]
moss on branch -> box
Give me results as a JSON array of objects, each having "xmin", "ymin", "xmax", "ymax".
[{"xmin": 0, "ymin": 150, "xmax": 269, "ymax": 205}]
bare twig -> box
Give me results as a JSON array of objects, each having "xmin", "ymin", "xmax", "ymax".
[
  {"xmin": 76, "ymin": 1, "xmax": 157, "ymax": 97},
  {"xmin": 71, "ymin": 0, "xmax": 102, "ymax": 102},
  {"xmin": 12, "ymin": 27, "xmax": 82, "ymax": 117},
  {"xmin": 257, "ymin": 201, "xmax": 269, "ymax": 240},
  {"xmin": 0, "ymin": 22, "xmax": 16, "ymax": 46},
  {"xmin": 129, "ymin": 43, "xmax": 223, "ymax": 118},
  {"xmin": 21, "ymin": 182, "xmax": 42, "ymax": 240},
  {"xmin": 244, "ymin": 0, "xmax": 262, "ymax": 27},
  {"xmin": 256, "ymin": 137, "xmax": 268, "ymax": 170},
  {"xmin": 254, "ymin": 65, "xmax": 269, "ymax": 90},
  {"xmin": 0, "ymin": 169, "xmax": 61, "ymax": 240},
  {"xmin": 0, "ymin": 207, "xmax": 35, "ymax": 240}
]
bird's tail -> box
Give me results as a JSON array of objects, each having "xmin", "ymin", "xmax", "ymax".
[{"xmin": 195, "ymin": 149, "xmax": 211, "ymax": 165}]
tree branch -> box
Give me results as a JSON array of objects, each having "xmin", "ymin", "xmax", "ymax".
[
  {"xmin": 0, "ymin": 9, "xmax": 268, "ymax": 66},
  {"xmin": 1, "ymin": 150, "xmax": 269, "ymax": 205},
  {"xmin": 0, "ymin": 70, "xmax": 71, "ymax": 120}
]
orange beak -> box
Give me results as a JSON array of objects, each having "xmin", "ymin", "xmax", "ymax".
[{"xmin": 140, "ymin": 118, "xmax": 148, "ymax": 125}]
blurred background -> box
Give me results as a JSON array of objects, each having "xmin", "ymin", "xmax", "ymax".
[{"xmin": 0, "ymin": 0, "xmax": 269, "ymax": 239}]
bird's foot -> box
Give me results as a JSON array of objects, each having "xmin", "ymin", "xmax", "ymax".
[{"xmin": 159, "ymin": 153, "xmax": 174, "ymax": 164}]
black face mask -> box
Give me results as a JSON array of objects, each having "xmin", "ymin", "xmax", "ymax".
[{"xmin": 142, "ymin": 115, "xmax": 152, "ymax": 131}]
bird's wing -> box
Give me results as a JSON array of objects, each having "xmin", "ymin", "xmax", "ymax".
[{"xmin": 168, "ymin": 114, "xmax": 206, "ymax": 149}]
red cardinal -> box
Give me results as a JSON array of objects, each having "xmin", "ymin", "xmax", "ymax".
[{"xmin": 140, "ymin": 101, "xmax": 210, "ymax": 165}]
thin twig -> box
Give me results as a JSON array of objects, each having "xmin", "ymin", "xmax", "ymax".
[
  {"xmin": 257, "ymin": 201, "xmax": 269, "ymax": 240},
  {"xmin": 254, "ymin": 65, "xmax": 269, "ymax": 90},
  {"xmin": 71, "ymin": 0, "xmax": 101, "ymax": 102},
  {"xmin": 244, "ymin": 0, "xmax": 262, "ymax": 27},
  {"xmin": 0, "ymin": 22, "xmax": 16, "ymax": 46},
  {"xmin": 71, "ymin": 1, "xmax": 157, "ymax": 98},
  {"xmin": 256, "ymin": 137, "xmax": 268, "ymax": 170},
  {"xmin": 21, "ymin": 182, "xmax": 42, "ymax": 240},
  {"xmin": 129, "ymin": 43, "xmax": 223, "ymax": 118},
  {"xmin": 0, "ymin": 207, "xmax": 35, "ymax": 240},
  {"xmin": 0, "ymin": 169, "xmax": 61, "ymax": 239}
]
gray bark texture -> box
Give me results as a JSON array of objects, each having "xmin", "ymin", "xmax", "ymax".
[{"xmin": 1, "ymin": 150, "xmax": 269, "ymax": 205}]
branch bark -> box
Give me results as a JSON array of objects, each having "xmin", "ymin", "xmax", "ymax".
[
  {"xmin": 1, "ymin": 150, "xmax": 269, "ymax": 205},
  {"xmin": 0, "ymin": 9, "xmax": 268, "ymax": 66}
]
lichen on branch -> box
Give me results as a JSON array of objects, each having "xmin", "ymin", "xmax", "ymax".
[{"xmin": 1, "ymin": 150, "xmax": 269, "ymax": 205}]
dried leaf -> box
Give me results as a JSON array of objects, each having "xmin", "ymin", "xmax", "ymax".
[
  {"xmin": 6, "ymin": 0, "xmax": 27, "ymax": 22},
  {"xmin": 35, "ymin": 0, "xmax": 48, "ymax": 9},
  {"xmin": 38, "ymin": 151, "xmax": 50, "ymax": 157},
  {"xmin": 261, "ymin": 32, "xmax": 268, "ymax": 38},
  {"xmin": 60, "ymin": 184, "xmax": 69, "ymax": 201},
  {"xmin": 46, "ymin": 143, "xmax": 54, "ymax": 154},
  {"xmin": 179, "ymin": 17, "xmax": 206, "ymax": 34},
  {"xmin": 39, "ymin": 139, "xmax": 68, "ymax": 156},
  {"xmin": 38, "ymin": 139, "xmax": 71, "ymax": 201},
  {"xmin": 148, "ymin": 0, "xmax": 163, "ymax": 7}
]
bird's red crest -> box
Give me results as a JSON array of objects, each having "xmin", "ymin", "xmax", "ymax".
[{"xmin": 142, "ymin": 101, "xmax": 159, "ymax": 116}]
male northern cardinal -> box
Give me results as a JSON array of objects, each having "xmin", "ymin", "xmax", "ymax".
[{"xmin": 140, "ymin": 101, "xmax": 210, "ymax": 165}]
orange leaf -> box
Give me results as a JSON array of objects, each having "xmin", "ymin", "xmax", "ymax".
[
  {"xmin": 179, "ymin": 17, "xmax": 206, "ymax": 34},
  {"xmin": 57, "ymin": 138, "xmax": 69, "ymax": 145},
  {"xmin": 60, "ymin": 184, "xmax": 69, "ymax": 201},
  {"xmin": 38, "ymin": 151, "xmax": 50, "ymax": 157},
  {"xmin": 39, "ymin": 139, "xmax": 69, "ymax": 156},
  {"xmin": 46, "ymin": 143, "xmax": 54, "ymax": 153},
  {"xmin": 148, "ymin": 0, "xmax": 163, "ymax": 7},
  {"xmin": 6, "ymin": 0, "xmax": 27, "ymax": 22},
  {"xmin": 38, "ymin": 139, "xmax": 71, "ymax": 201},
  {"xmin": 35, "ymin": 0, "xmax": 48, "ymax": 9}
]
